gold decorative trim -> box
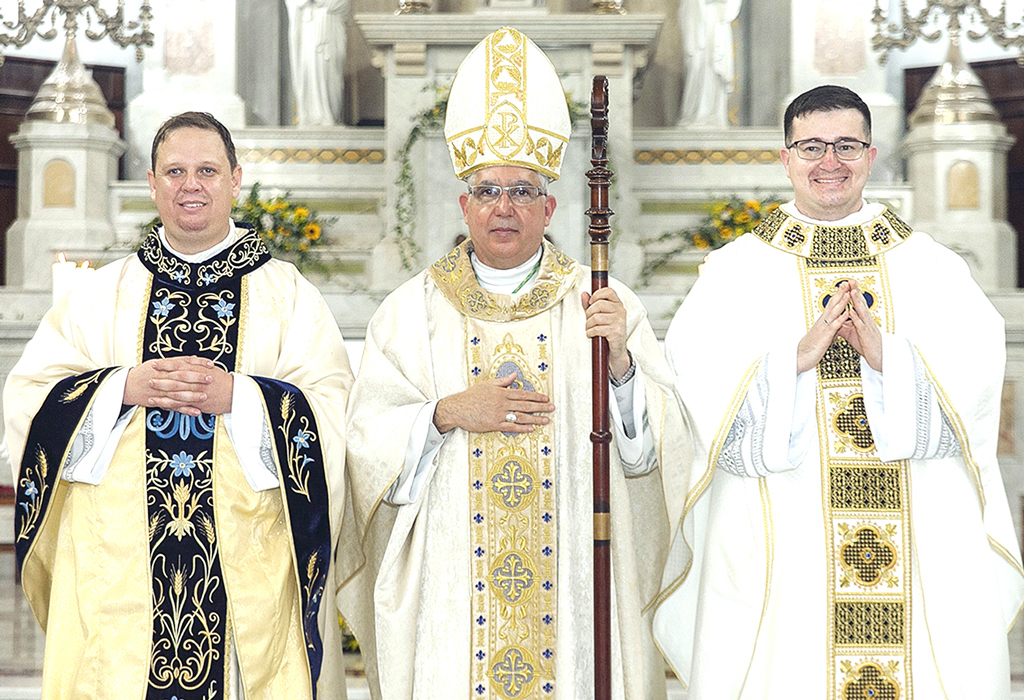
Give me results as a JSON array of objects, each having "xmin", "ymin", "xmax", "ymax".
[
  {"xmin": 469, "ymin": 325, "xmax": 557, "ymax": 699},
  {"xmin": 236, "ymin": 148, "xmax": 385, "ymax": 165},
  {"xmin": 445, "ymin": 27, "xmax": 569, "ymax": 182},
  {"xmin": 645, "ymin": 359, "xmax": 761, "ymax": 613},
  {"xmin": 800, "ymin": 228, "xmax": 913, "ymax": 698},
  {"xmin": 430, "ymin": 240, "xmax": 578, "ymax": 323},
  {"xmin": 753, "ymin": 207, "xmax": 914, "ymax": 262},
  {"xmin": 633, "ymin": 149, "xmax": 781, "ymax": 165},
  {"xmin": 918, "ymin": 355, "xmax": 1024, "ymax": 589}
]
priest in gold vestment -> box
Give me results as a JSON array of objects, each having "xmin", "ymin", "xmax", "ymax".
[
  {"xmin": 4, "ymin": 113, "xmax": 353, "ymax": 700},
  {"xmin": 653, "ymin": 85, "xmax": 1024, "ymax": 698},
  {"xmin": 338, "ymin": 28, "xmax": 690, "ymax": 700}
]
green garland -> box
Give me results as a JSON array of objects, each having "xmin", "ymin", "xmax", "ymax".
[
  {"xmin": 392, "ymin": 83, "xmax": 449, "ymax": 272},
  {"xmin": 638, "ymin": 195, "xmax": 781, "ymax": 285}
]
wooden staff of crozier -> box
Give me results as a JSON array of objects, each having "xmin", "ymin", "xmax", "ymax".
[{"xmin": 587, "ymin": 74, "xmax": 612, "ymax": 700}]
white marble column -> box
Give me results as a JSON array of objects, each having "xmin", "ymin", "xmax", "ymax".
[
  {"xmin": 904, "ymin": 120, "xmax": 1016, "ymax": 292},
  {"xmin": 125, "ymin": 0, "xmax": 247, "ymax": 178}
]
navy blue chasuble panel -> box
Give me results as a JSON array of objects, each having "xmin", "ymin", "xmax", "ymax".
[
  {"xmin": 15, "ymin": 225, "xmax": 333, "ymax": 699},
  {"xmin": 135, "ymin": 225, "xmax": 331, "ymax": 699},
  {"xmin": 15, "ymin": 367, "xmax": 122, "ymax": 572},
  {"xmin": 138, "ymin": 226, "xmax": 272, "ymax": 699},
  {"xmin": 251, "ymin": 376, "xmax": 332, "ymax": 694}
]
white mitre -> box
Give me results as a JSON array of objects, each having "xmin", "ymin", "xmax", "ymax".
[{"xmin": 444, "ymin": 26, "xmax": 571, "ymax": 181}]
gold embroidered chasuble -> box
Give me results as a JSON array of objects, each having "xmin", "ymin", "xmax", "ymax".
[
  {"xmin": 4, "ymin": 227, "xmax": 352, "ymax": 700},
  {"xmin": 653, "ymin": 204, "xmax": 1024, "ymax": 700},
  {"xmin": 340, "ymin": 239, "xmax": 690, "ymax": 700},
  {"xmin": 753, "ymin": 207, "xmax": 914, "ymax": 697},
  {"xmin": 431, "ymin": 241, "xmax": 576, "ymax": 698}
]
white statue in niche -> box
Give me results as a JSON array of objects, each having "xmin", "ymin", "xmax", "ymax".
[
  {"xmin": 679, "ymin": 0, "xmax": 742, "ymax": 126},
  {"xmin": 285, "ymin": 0, "xmax": 350, "ymax": 126}
]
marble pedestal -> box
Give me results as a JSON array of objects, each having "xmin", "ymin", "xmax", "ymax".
[
  {"xmin": 903, "ymin": 120, "xmax": 1016, "ymax": 292},
  {"xmin": 4, "ymin": 122, "xmax": 125, "ymax": 291}
]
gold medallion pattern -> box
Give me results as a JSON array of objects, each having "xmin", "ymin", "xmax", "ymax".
[
  {"xmin": 469, "ymin": 328, "xmax": 556, "ymax": 699},
  {"xmin": 840, "ymin": 660, "xmax": 902, "ymax": 700},
  {"xmin": 783, "ymin": 208, "xmax": 914, "ymax": 698}
]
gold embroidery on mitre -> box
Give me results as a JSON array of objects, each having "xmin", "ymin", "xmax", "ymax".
[{"xmin": 444, "ymin": 27, "xmax": 570, "ymax": 181}]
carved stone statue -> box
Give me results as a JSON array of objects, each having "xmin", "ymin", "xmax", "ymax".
[
  {"xmin": 679, "ymin": 0, "xmax": 742, "ymax": 127},
  {"xmin": 285, "ymin": 0, "xmax": 350, "ymax": 127}
]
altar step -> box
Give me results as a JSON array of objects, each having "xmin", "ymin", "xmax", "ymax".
[{"xmin": 1, "ymin": 679, "xmax": 1023, "ymax": 699}]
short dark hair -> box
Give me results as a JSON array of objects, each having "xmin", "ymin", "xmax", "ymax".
[
  {"xmin": 150, "ymin": 111, "xmax": 238, "ymax": 172},
  {"xmin": 783, "ymin": 85, "xmax": 872, "ymax": 145}
]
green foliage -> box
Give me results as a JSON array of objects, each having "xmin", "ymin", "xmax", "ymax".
[
  {"xmin": 391, "ymin": 83, "xmax": 449, "ymax": 272},
  {"xmin": 639, "ymin": 196, "xmax": 782, "ymax": 284}
]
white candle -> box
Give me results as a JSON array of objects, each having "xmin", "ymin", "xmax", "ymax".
[
  {"xmin": 52, "ymin": 252, "xmax": 76, "ymax": 305},
  {"xmin": 52, "ymin": 255, "xmax": 96, "ymax": 305}
]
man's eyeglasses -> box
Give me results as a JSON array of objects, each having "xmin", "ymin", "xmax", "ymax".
[
  {"xmin": 467, "ymin": 184, "xmax": 547, "ymax": 206},
  {"xmin": 786, "ymin": 139, "xmax": 870, "ymax": 161}
]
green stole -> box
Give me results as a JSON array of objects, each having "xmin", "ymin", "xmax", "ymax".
[{"xmin": 430, "ymin": 240, "xmax": 579, "ymax": 699}]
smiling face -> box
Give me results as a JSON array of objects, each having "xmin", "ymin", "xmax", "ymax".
[
  {"xmin": 458, "ymin": 165, "xmax": 556, "ymax": 269},
  {"xmin": 780, "ymin": 108, "xmax": 876, "ymax": 222},
  {"xmin": 147, "ymin": 127, "xmax": 242, "ymax": 254}
]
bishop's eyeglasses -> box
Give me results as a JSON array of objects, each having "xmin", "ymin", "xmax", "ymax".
[
  {"xmin": 467, "ymin": 184, "xmax": 547, "ymax": 206},
  {"xmin": 787, "ymin": 139, "xmax": 870, "ymax": 161}
]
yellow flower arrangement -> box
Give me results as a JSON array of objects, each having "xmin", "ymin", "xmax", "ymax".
[
  {"xmin": 137, "ymin": 181, "xmax": 333, "ymax": 272},
  {"xmin": 233, "ymin": 183, "xmax": 333, "ymax": 265},
  {"xmin": 639, "ymin": 195, "xmax": 781, "ymax": 284}
]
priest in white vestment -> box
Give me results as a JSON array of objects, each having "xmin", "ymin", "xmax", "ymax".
[
  {"xmin": 653, "ymin": 84, "xmax": 1024, "ymax": 698},
  {"xmin": 4, "ymin": 112, "xmax": 353, "ymax": 700},
  {"xmin": 338, "ymin": 27, "xmax": 691, "ymax": 700}
]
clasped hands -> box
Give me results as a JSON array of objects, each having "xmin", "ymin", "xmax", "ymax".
[
  {"xmin": 797, "ymin": 279, "xmax": 882, "ymax": 374},
  {"xmin": 432, "ymin": 287, "xmax": 630, "ymax": 434},
  {"xmin": 123, "ymin": 356, "xmax": 234, "ymax": 417}
]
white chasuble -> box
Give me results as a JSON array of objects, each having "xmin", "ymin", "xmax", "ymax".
[
  {"xmin": 654, "ymin": 204, "xmax": 1024, "ymax": 700},
  {"xmin": 341, "ymin": 239, "xmax": 691, "ymax": 700},
  {"xmin": 784, "ymin": 214, "xmax": 913, "ymax": 696},
  {"xmin": 433, "ymin": 242, "xmax": 575, "ymax": 698}
]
